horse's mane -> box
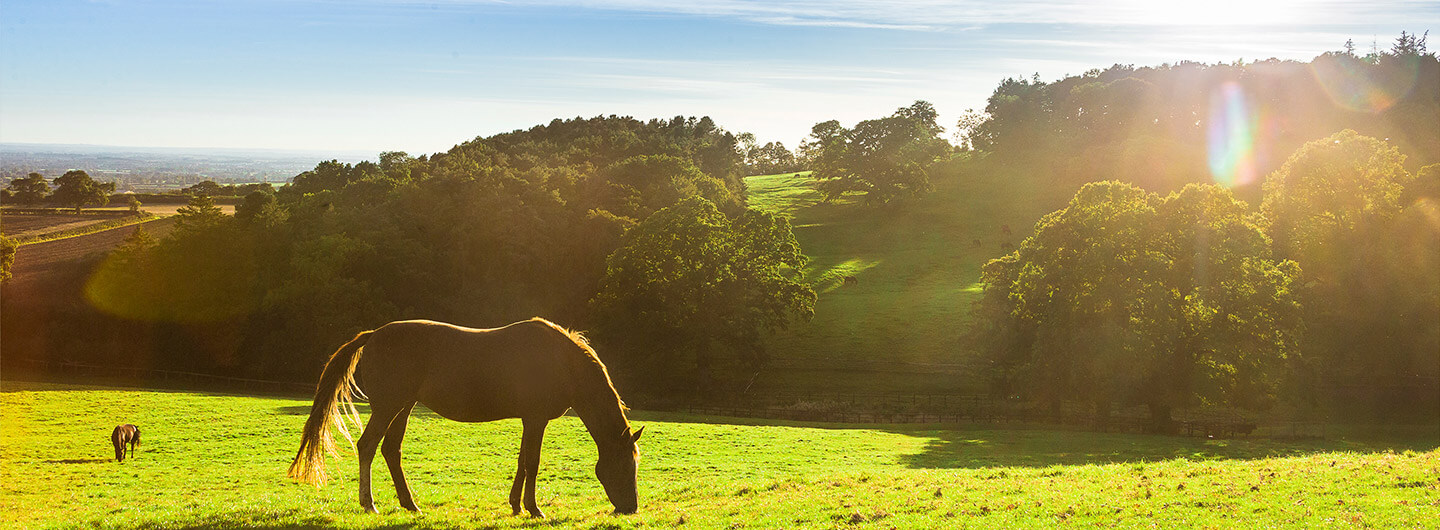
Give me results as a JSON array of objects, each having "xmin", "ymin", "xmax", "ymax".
[{"xmin": 527, "ymin": 317, "xmax": 630, "ymax": 414}]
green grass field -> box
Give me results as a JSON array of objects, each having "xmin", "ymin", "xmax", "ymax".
[
  {"xmin": 4, "ymin": 381, "xmax": 1436, "ymax": 528},
  {"xmin": 743, "ymin": 169, "xmax": 1058, "ymax": 394}
]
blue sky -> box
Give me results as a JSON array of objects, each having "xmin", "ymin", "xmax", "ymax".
[{"xmin": 1, "ymin": 0, "xmax": 1434, "ymax": 156}]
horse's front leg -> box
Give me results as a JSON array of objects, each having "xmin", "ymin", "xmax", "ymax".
[{"xmin": 520, "ymin": 418, "xmax": 549, "ymax": 518}]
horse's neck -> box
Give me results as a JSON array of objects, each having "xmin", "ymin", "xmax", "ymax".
[{"xmin": 571, "ymin": 387, "xmax": 628, "ymax": 443}]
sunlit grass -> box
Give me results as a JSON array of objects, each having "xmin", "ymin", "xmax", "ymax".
[
  {"xmin": 3, "ymin": 381, "xmax": 1436, "ymax": 528},
  {"xmin": 744, "ymin": 167, "xmax": 1053, "ymax": 394}
]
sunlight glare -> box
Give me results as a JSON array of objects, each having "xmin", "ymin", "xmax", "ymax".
[
  {"xmin": 1310, "ymin": 55, "xmax": 1418, "ymax": 113},
  {"xmin": 1206, "ymin": 82, "xmax": 1259, "ymax": 188}
]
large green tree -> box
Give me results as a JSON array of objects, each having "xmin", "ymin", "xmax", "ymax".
[
  {"xmin": 592, "ymin": 197, "xmax": 815, "ymax": 394},
  {"xmin": 1262, "ymin": 130, "xmax": 1411, "ymax": 274},
  {"xmin": 975, "ymin": 181, "xmax": 1301, "ymax": 428},
  {"xmin": 805, "ymin": 101, "xmax": 950, "ymax": 204},
  {"xmin": 1261, "ymin": 131, "xmax": 1436, "ymax": 416},
  {"xmin": 50, "ymin": 170, "xmax": 115, "ymax": 212},
  {"xmin": 6, "ymin": 173, "xmax": 50, "ymax": 204},
  {"xmin": 173, "ymin": 194, "xmax": 230, "ymax": 236}
]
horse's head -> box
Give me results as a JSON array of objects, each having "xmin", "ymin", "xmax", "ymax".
[{"xmin": 596, "ymin": 425, "xmax": 643, "ymax": 514}]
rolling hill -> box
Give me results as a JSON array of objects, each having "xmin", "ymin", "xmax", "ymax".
[{"xmin": 743, "ymin": 166, "xmax": 1062, "ymax": 395}]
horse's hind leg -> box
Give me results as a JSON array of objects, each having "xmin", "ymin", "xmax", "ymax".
[
  {"xmin": 357, "ymin": 404, "xmax": 404, "ymax": 513},
  {"xmin": 508, "ymin": 437, "xmax": 527, "ymax": 515},
  {"xmin": 381, "ymin": 402, "xmax": 420, "ymax": 513}
]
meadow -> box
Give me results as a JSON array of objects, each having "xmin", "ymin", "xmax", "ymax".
[
  {"xmin": 743, "ymin": 168, "xmax": 1061, "ymax": 394},
  {"xmin": 3, "ymin": 380, "xmax": 1436, "ymax": 529}
]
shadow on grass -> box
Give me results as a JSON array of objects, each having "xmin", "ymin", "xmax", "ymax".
[
  {"xmin": 155, "ymin": 509, "xmax": 348, "ymax": 530},
  {"xmin": 43, "ymin": 458, "xmax": 111, "ymax": 464},
  {"xmin": 631, "ymin": 410, "xmax": 1438, "ymax": 469},
  {"xmin": 273, "ymin": 403, "xmax": 444, "ymax": 419},
  {"xmin": 159, "ymin": 508, "xmax": 585, "ymax": 530},
  {"xmin": 891, "ymin": 428, "xmax": 1428, "ymax": 469}
]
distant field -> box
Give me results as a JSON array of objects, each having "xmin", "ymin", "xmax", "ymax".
[
  {"xmin": 2, "ymin": 381, "xmax": 1435, "ymax": 528},
  {"xmin": 744, "ymin": 168, "xmax": 1057, "ymax": 394},
  {"xmin": 93, "ymin": 203, "xmax": 236, "ymax": 216},
  {"xmin": 1, "ymin": 212, "xmax": 105, "ymax": 238},
  {"xmin": 3, "ymin": 218, "xmax": 177, "ymax": 304},
  {"xmin": 1, "ymin": 204, "xmax": 227, "ymax": 248}
]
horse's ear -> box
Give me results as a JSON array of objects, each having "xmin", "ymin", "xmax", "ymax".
[{"xmin": 631, "ymin": 426, "xmax": 644, "ymax": 442}]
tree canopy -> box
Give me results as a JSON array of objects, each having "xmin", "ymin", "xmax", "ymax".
[
  {"xmin": 1261, "ymin": 131, "xmax": 1437, "ymax": 416},
  {"xmin": 50, "ymin": 170, "xmax": 116, "ymax": 212},
  {"xmin": 974, "ymin": 181, "xmax": 1302, "ymax": 427},
  {"xmin": 962, "ymin": 38, "xmax": 1439, "ymax": 200},
  {"xmin": 71, "ymin": 114, "xmax": 773, "ymax": 387},
  {"xmin": 592, "ymin": 196, "xmax": 815, "ymax": 393},
  {"xmin": 805, "ymin": 101, "xmax": 951, "ymax": 205},
  {"xmin": 6, "ymin": 173, "xmax": 50, "ymax": 204}
]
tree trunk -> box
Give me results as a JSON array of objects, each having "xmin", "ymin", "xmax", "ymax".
[
  {"xmin": 1094, "ymin": 399, "xmax": 1112, "ymax": 432},
  {"xmin": 1147, "ymin": 403, "xmax": 1175, "ymax": 434},
  {"xmin": 695, "ymin": 342, "xmax": 713, "ymax": 399}
]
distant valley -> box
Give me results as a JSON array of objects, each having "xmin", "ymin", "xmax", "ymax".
[{"xmin": 0, "ymin": 143, "xmax": 371, "ymax": 192}]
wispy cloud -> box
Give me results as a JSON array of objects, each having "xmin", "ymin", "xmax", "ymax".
[
  {"xmin": 746, "ymin": 16, "xmax": 929, "ymax": 31},
  {"xmin": 398, "ymin": 0, "xmax": 1436, "ymax": 30}
]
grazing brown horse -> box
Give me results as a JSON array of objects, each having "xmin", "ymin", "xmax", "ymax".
[
  {"xmin": 111, "ymin": 424, "xmax": 140, "ymax": 462},
  {"xmin": 288, "ymin": 318, "xmax": 643, "ymax": 517}
]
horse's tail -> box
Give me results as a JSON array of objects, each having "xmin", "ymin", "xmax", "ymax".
[{"xmin": 288, "ymin": 330, "xmax": 373, "ymax": 486}]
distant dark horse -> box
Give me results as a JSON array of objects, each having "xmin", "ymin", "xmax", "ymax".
[
  {"xmin": 111, "ymin": 424, "xmax": 140, "ymax": 462},
  {"xmin": 288, "ymin": 318, "xmax": 643, "ymax": 517}
]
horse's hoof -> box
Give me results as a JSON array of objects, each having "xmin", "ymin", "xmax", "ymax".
[
  {"xmin": 526, "ymin": 509, "xmax": 546, "ymax": 519},
  {"xmin": 401, "ymin": 503, "xmax": 422, "ymax": 513},
  {"xmin": 362, "ymin": 505, "xmax": 378, "ymax": 514}
]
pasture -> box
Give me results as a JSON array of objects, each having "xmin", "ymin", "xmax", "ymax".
[
  {"xmin": 743, "ymin": 169, "xmax": 1058, "ymax": 394},
  {"xmin": 3, "ymin": 380, "xmax": 1436, "ymax": 528}
]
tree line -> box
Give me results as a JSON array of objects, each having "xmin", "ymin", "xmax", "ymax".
[
  {"xmin": 958, "ymin": 32, "xmax": 1438, "ymax": 202},
  {"xmin": 972, "ymin": 131, "xmax": 1440, "ymax": 426},
  {"xmin": 4, "ymin": 170, "xmax": 118, "ymax": 212},
  {"xmin": 45, "ymin": 115, "xmax": 814, "ymax": 396}
]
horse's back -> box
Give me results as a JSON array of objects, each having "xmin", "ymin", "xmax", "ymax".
[
  {"xmin": 111, "ymin": 424, "xmax": 136, "ymax": 441},
  {"xmin": 359, "ymin": 319, "xmax": 578, "ymax": 422}
]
